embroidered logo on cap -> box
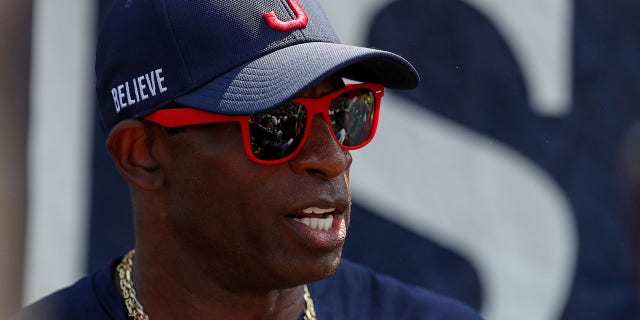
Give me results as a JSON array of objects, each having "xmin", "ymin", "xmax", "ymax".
[
  {"xmin": 111, "ymin": 68, "xmax": 168, "ymax": 113},
  {"xmin": 263, "ymin": 0, "xmax": 308, "ymax": 32}
]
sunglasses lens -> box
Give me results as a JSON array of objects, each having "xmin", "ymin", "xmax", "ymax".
[
  {"xmin": 249, "ymin": 102, "xmax": 307, "ymax": 161},
  {"xmin": 329, "ymin": 89, "xmax": 377, "ymax": 147}
]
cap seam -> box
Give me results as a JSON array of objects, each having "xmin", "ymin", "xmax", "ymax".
[
  {"xmin": 160, "ymin": 0, "xmax": 194, "ymax": 86},
  {"xmin": 276, "ymin": 0, "xmax": 297, "ymax": 21},
  {"xmin": 275, "ymin": 0, "xmax": 309, "ymax": 41}
]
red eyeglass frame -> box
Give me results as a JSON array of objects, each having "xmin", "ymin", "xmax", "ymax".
[{"xmin": 143, "ymin": 83, "xmax": 384, "ymax": 164}]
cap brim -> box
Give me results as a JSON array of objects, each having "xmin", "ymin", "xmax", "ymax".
[{"xmin": 174, "ymin": 42, "xmax": 419, "ymax": 115}]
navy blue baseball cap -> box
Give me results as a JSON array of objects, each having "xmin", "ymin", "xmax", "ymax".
[{"xmin": 96, "ymin": 0, "xmax": 419, "ymax": 132}]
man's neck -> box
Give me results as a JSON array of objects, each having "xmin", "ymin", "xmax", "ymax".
[{"xmin": 113, "ymin": 246, "xmax": 306, "ymax": 320}]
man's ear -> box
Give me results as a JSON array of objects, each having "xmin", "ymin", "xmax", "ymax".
[{"xmin": 106, "ymin": 120, "xmax": 163, "ymax": 190}]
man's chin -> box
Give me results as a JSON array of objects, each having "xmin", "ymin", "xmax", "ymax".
[{"xmin": 273, "ymin": 250, "xmax": 343, "ymax": 289}]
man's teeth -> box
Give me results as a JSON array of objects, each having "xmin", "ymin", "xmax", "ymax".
[
  {"xmin": 302, "ymin": 207, "xmax": 336, "ymax": 214},
  {"xmin": 293, "ymin": 214, "xmax": 334, "ymax": 231}
]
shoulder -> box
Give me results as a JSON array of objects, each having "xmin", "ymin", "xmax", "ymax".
[
  {"xmin": 309, "ymin": 259, "xmax": 483, "ymax": 320},
  {"xmin": 10, "ymin": 261, "xmax": 126, "ymax": 320}
]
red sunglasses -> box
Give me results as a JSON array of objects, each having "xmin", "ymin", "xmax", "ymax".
[{"xmin": 144, "ymin": 83, "xmax": 384, "ymax": 164}]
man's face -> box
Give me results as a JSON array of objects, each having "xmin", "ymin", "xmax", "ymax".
[{"xmin": 153, "ymin": 78, "xmax": 352, "ymax": 290}]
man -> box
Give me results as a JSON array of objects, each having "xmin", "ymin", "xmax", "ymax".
[{"xmin": 13, "ymin": 0, "xmax": 483, "ymax": 319}]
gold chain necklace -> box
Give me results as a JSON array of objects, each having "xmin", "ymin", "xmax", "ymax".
[{"xmin": 116, "ymin": 250, "xmax": 317, "ymax": 320}]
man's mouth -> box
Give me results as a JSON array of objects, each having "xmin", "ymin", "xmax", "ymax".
[
  {"xmin": 284, "ymin": 204, "xmax": 347, "ymax": 251},
  {"xmin": 291, "ymin": 207, "xmax": 335, "ymax": 232}
]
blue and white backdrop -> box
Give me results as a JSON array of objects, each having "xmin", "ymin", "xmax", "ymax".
[{"xmin": 22, "ymin": 0, "xmax": 640, "ymax": 319}]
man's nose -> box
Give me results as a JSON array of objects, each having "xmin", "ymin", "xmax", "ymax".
[{"xmin": 288, "ymin": 115, "xmax": 352, "ymax": 179}]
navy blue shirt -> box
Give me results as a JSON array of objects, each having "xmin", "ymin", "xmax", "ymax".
[{"xmin": 12, "ymin": 259, "xmax": 482, "ymax": 319}]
